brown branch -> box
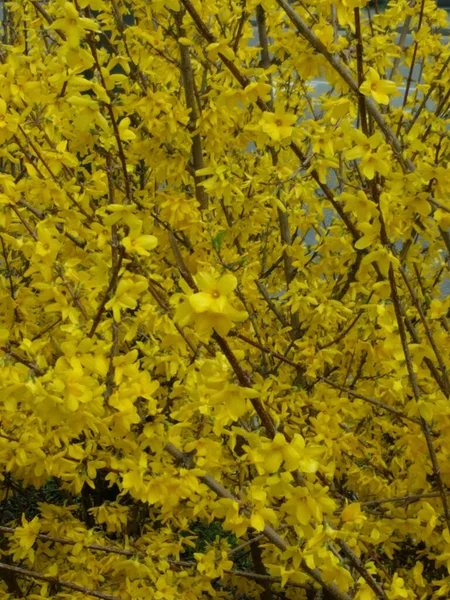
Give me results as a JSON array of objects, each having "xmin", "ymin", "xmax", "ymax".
[
  {"xmin": 398, "ymin": 266, "xmax": 450, "ymax": 395},
  {"xmin": 179, "ymin": 0, "xmax": 360, "ymax": 245},
  {"xmin": 164, "ymin": 442, "xmax": 352, "ymax": 600},
  {"xmin": 232, "ymin": 1, "xmax": 248, "ymax": 53},
  {"xmin": 255, "ymin": 280, "xmax": 289, "ymax": 328},
  {"xmin": 16, "ymin": 128, "xmax": 93, "ymax": 221},
  {"xmin": 0, "ymin": 346, "xmax": 45, "ymax": 376},
  {"xmin": 104, "ymin": 321, "xmax": 119, "ymax": 403},
  {"xmin": 175, "ymin": 11, "xmax": 208, "ymax": 210},
  {"xmin": 235, "ymin": 289, "xmax": 269, "ymax": 374},
  {"xmin": 250, "ymin": 541, "xmax": 273, "ymax": 600},
  {"xmin": 0, "ymin": 432, "xmax": 18, "ymax": 442},
  {"xmin": 108, "ymin": 0, "xmax": 148, "ymax": 92},
  {"xmin": 31, "ymin": 318, "xmax": 62, "ymax": 341},
  {"xmin": 180, "ymin": 0, "xmax": 215, "ymax": 43},
  {"xmin": 406, "ymin": 54, "xmax": 450, "ymax": 134},
  {"xmin": 228, "ymin": 532, "xmax": 270, "ymax": 556},
  {"xmin": 169, "ymin": 232, "xmax": 198, "ymax": 290},
  {"xmin": 226, "ymin": 568, "xmax": 309, "ymax": 590},
  {"xmin": 0, "ymin": 562, "xmax": 121, "ymax": 600},
  {"xmin": 322, "ymin": 377, "xmax": 422, "ymax": 425},
  {"xmin": 332, "ymin": 250, "xmax": 364, "ymax": 301},
  {"xmin": 215, "ymin": 334, "xmax": 278, "ymax": 438},
  {"xmin": 0, "ymin": 526, "xmax": 134, "ymax": 557},
  {"xmin": 30, "ymin": 1, "xmax": 66, "ymax": 40},
  {"xmin": 338, "ymin": 538, "xmax": 387, "ymax": 600},
  {"xmin": 237, "ymin": 333, "xmax": 299, "ymax": 370},
  {"xmin": 88, "ymin": 244, "xmax": 124, "ymax": 339},
  {"xmin": 318, "ymin": 298, "xmax": 371, "ymax": 349},
  {"xmin": 354, "ymin": 8, "xmax": 368, "ymax": 136},
  {"xmin": 86, "ymin": 35, "xmax": 133, "ymax": 205},
  {"xmin": 0, "ymin": 235, "xmax": 16, "ymax": 301},
  {"xmin": 10, "ymin": 204, "xmax": 37, "ymax": 240},
  {"xmin": 388, "ymin": 5, "xmax": 413, "ymax": 81},
  {"xmin": 256, "ymin": 6, "xmax": 299, "ymax": 340},
  {"xmin": 388, "ymin": 264, "xmax": 450, "ymax": 531},
  {"xmin": 55, "ymin": 267, "xmax": 89, "ymax": 321},
  {"xmin": 275, "ymin": 0, "xmax": 411, "ymax": 170},
  {"xmin": 360, "ymin": 491, "xmax": 448, "ymax": 508},
  {"xmin": 395, "ymin": 0, "xmax": 426, "ymax": 137},
  {"xmin": 0, "ymin": 526, "xmax": 309, "ymax": 592}
]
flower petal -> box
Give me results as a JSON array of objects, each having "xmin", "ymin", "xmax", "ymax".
[
  {"xmin": 218, "ymin": 273, "xmax": 237, "ymax": 295},
  {"xmin": 189, "ymin": 292, "xmax": 212, "ymax": 313}
]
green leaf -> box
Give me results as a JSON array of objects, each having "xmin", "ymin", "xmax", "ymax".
[{"xmin": 212, "ymin": 230, "xmax": 227, "ymax": 253}]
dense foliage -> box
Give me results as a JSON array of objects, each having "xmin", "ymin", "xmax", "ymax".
[{"xmin": 0, "ymin": 0, "xmax": 449, "ymax": 598}]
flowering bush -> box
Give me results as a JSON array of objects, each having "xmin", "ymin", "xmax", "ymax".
[{"xmin": 0, "ymin": 0, "xmax": 449, "ymax": 599}]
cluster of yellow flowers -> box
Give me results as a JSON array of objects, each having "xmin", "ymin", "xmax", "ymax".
[
  {"xmin": 0, "ymin": 0, "xmax": 449, "ymax": 599},
  {"xmin": 174, "ymin": 272, "xmax": 248, "ymax": 337}
]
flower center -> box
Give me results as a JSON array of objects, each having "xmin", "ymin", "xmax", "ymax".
[{"xmin": 211, "ymin": 290, "xmax": 220, "ymax": 299}]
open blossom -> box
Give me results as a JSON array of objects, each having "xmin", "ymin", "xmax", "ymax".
[
  {"xmin": 359, "ymin": 68, "xmax": 397, "ymax": 105},
  {"xmin": 13, "ymin": 515, "xmax": 41, "ymax": 562},
  {"xmin": 105, "ymin": 277, "xmax": 148, "ymax": 322},
  {"xmin": 259, "ymin": 110, "xmax": 297, "ymax": 142},
  {"xmin": 122, "ymin": 222, "xmax": 158, "ymax": 256},
  {"xmin": 51, "ymin": 2, "xmax": 99, "ymax": 49},
  {"xmin": 175, "ymin": 272, "xmax": 248, "ymax": 338},
  {"xmin": 344, "ymin": 128, "xmax": 390, "ymax": 179}
]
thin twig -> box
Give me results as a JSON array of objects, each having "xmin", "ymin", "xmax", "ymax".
[
  {"xmin": 175, "ymin": 11, "xmax": 208, "ymax": 210},
  {"xmin": 388, "ymin": 264, "xmax": 450, "ymax": 531},
  {"xmin": 0, "ymin": 562, "xmax": 121, "ymax": 600},
  {"xmin": 322, "ymin": 377, "xmax": 421, "ymax": 425},
  {"xmin": 165, "ymin": 442, "xmax": 352, "ymax": 600}
]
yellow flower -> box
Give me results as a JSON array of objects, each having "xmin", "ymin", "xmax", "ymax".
[
  {"xmin": 320, "ymin": 97, "xmax": 354, "ymax": 122},
  {"xmin": 16, "ymin": 515, "xmax": 40, "ymax": 550},
  {"xmin": 51, "ymin": 2, "xmax": 99, "ymax": 49},
  {"xmin": 105, "ymin": 277, "xmax": 148, "ymax": 322},
  {"xmin": 340, "ymin": 502, "xmax": 363, "ymax": 523},
  {"xmin": 89, "ymin": 503, "xmax": 128, "ymax": 533},
  {"xmin": 118, "ymin": 117, "xmax": 136, "ymax": 141},
  {"xmin": 0, "ymin": 98, "xmax": 18, "ymax": 142},
  {"xmin": 175, "ymin": 272, "xmax": 247, "ymax": 338},
  {"xmin": 355, "ymin": 582, "xmax": 376, "ymax": 600},
  {"xmin": 241, "ymin": 81, "xmax": 272, "ymax": 104},
  {"xmin": 388, "ymin": 573, "xmax": 409, "ymax": 599},
  {"xmin": 359, "ymin": 67, "xmax": 397, "ymax": 105},
  {"xmin": 194, "ymin": 549, "xmax": 233, "ymax": 578},
  {"xmin": 35, "ymin": 223, "xmax": 61, "ymax": 261},
  {"xmin": 362, "ymin": 246, "xmax": 399, "ymax": 277},
  {"xmin": 344, "ymin": 129, "xmax": 390, "ymax": 180},
  {"xmin": 341, "ymin": 190, "xmax": 379, "ymax": 222},
  {"xmin": 250, "ymin": 433, "xmax": 319, "ymax": 475},
  {"xmin": 41, "ymin": 140, "xmax": 78, "ymax": 176},
  {"xmin": 66, "ymin": 94, "xmax": 108, "ymax": 131},
  {"xmin": 90, "ymin": 223, "xmax": 112, "ymax": 250},
  {"xmin": 14, "ymin": 515, "xmax": 41, "ymax": 562},
  {"xmin": 0, "ymin": 98, "xmax": 9, "ymax": 130},
  {"xmin": 259, "ymin": 110, "xmax": 297, "ymax": 142},
  {"xmin": 354, "ymin": 220, "xmax": 381, "ymax": 250},
  {"xmin": 60, "ymin": 338, "xmax": 98, "ymax": 374},
  {"xmin": 122, "ymin": 223, "xmax": 158, "ymax": 256}
]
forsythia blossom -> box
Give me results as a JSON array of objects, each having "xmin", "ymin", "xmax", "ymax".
[
  {"xmin": 259, "ymin": 110, "xmax": 297, "ymax": 142},
  {"xmin": 13, "ymin": 515, "xmax": 41, "ymax": 562},
  {"xmin": 359, "ymin": 68, "xmax": 398, "ymax": 105},
  {"xmin": 175, "ymin": 272, "xmax": 248, "ymax": 337}
]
